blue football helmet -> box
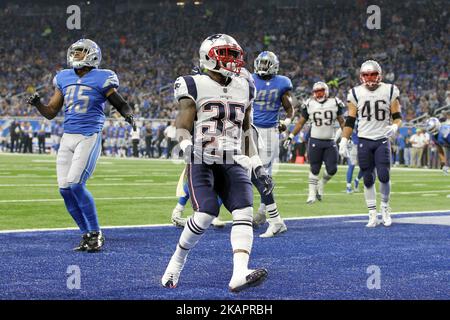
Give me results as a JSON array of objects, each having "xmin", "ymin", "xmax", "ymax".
[
  {"xmin": 254, "ymin": 51, "xmax": 279, "ymax": 77},
  {"xmin": 67, "ymin": 39, "xmax": 102, "ymax": 69},
  {"xmin": 425, "ymin": 117, "xmax": 441, "ymax": 135}
]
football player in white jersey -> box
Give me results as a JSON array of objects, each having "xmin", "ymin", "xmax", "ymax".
[
  {"xmin": 161, "ymin": 34, "xmax": 271, "ymax": 292},
  {"xmin": 339, "ymin": 60, "xmax": 402, "ymax": 227},
  {"xmin": 284, "ymin": 82, "xmax": 345, "ymax": 203}
]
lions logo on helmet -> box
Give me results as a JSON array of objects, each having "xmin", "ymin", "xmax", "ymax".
[
  {"xmin": 67, "ymin": 39, "xmax": 102, "ymax": 69},
  {"xmin": 198, "ymin": 34, "xmax": 244, "ymax": 78},
  {"xmin": 312, "ymin": 81, "xmax": 329, "ymax": 103},
  {"xmin": 426, "ymin": 117, "xmax": 441, "ymax": 135},
  {"xmin": 359, "ymin": 60, "xmax": 382, "ymax": 90},
  {"xmin": 254, "ymin": 51, "xmax": 279, "ymax": 77}
]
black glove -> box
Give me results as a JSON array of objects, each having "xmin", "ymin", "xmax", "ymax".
[
  {"xmin": 124, "ymin": 114, "xmax": 136, "ymax": 131},
  {"xmin": 278, "ymin": 123, "xmax": 287, "ymax": 133},
  {"xmin": 26, "ymin": 92, "xmax": 41, "ymax": 106},
  {"xmin": 254, "ymin": 166, "xmax": 274, "ymax": 195}
]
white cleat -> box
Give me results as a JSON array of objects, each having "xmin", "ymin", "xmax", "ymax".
[
  {"xmin": 211, "ymin": 217, "xmax": 226, "ymax": 228},
  {"xmin": 161, "ymin": 256, "xmax": 186, "ymax": 289},
  {"xmin": 381, "ymin": 206, "xmax": 392, "ymax": 227},
  {"xmin": 171, "ymin": 206, "xmax": 187, "ymax": 228},
  {"xmin": 306, "ymin": 195, "xmax": 316, "ymax": 204},
  {"xmin": 366, "ymin": 212, "xmax": 379, "ymax": 228},
  {"xmin": 228, "ymin": 268, "xmax": 268, "ymax": 293},
  {"xmin": 252, "ymin": 208, "xmax": 267, "ymax": 228},
  {"xmin": 259, "ymin": 222, "xmax": 287, "ymax": 238}
]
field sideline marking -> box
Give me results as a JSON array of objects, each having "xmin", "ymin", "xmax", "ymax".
[
  {"xmin": 1, "ymin": 190, "xmax": 449, "ymax": 204},
  {"xmin": 0, "ymin": 209, "xmax": 448, "ymax": 234}
]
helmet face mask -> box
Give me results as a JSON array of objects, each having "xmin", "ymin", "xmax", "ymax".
[
  {"xmin": 426, "ymin": 117, "xmax": 441, "ymax": 135},
  {"xmin": 254, "ymin": 51, "xmax": 279, "ymax": 77},
  {"xmin": 360, "ymin": 60, "xmax": 382, "ymax": 90},
  {"xmin": 67, "ymin": 39, "xmax": 102, "ymax": 69},
  {"xmin": 312, "ymin": 82, "xmax": 329, "ymax": 102},
  {"xmin": 199, "ymin": 34, "xmax": 244, "ymax": 78}
]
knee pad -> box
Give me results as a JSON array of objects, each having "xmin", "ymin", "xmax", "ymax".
[
  {"xmin": 310, "ymin": 163, "xmax": 321, "ymax": 175},
  {"xmin": 325, "ymin": 165, "xmax": 337, "ymax": 176},
  {"xmin": 231, "ymin": 207, "xmax": 253, "ymax": 253},
  {"xmin": 191, "ymin": 211, "xmax": 215, "ymax": 230},
  {"xmin": 363, "ymin": 171, "xmax": 376, "ymax": 188},
  {"xmin": 377, "ymin": 167, "xmax": 390, "ymax": 183},
  {"xmin": 232, "ymin": 207, "xmax": 253, "ymax": 225}
]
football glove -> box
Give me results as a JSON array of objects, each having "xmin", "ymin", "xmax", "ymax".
[
  {"xmin": 283, "ymin": 133, "xmax": 294, "ymax": 149},
  {"xmin": 383, "ymin": 124, "xmax": 398, "ymax": 139},
  {"xmin": 278, "ymin": 118, "xmax": 291, "ymax": 133},
  {"xmin": 124, "ymin": 114, "xmax": 137, "ymax": 131},
  {"xmin": 26, "ymin": 92, "xmax": 41, "ymax": 106},
  {"xmin": 254, "ymin": 166, "xmax": 274, "ymax": 196},
  {"xmin": 179, "ymin": 139, "xmax": 193, "ymax": 164},
  {"xmin": 338, "ymin": 137, "xmax": 350, "ymax": 158}
]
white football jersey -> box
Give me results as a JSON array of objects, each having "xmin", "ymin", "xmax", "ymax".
[
  {"xmin": 347, "ymin": 82, "xmax": 400, "ymax": 140},
  {"xmin": 303, "ymin": 97, "xmax": 345, "ymax": 140},
  {"xmin": 174, "ymin": 74, "xmax": 255, "ymax": 162}
]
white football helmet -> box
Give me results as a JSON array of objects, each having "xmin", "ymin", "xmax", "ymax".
[
  {"xmin": 425, "ymin": 117, "xmax": 441, "ymax": 135},
  {"xmin": 199, "ymin": 34, "xmax": 244, "ymax": 78},
  {"xmin": 67, "ymin": 39, "xmax": 102, "ymax": 69},
  {"xmin": 312, "ymin": 81, "xmax": 329, "ymax": 102},
  {"xmin": 360, "ymin": 60, "xmax": 382, "ymax": 90}
]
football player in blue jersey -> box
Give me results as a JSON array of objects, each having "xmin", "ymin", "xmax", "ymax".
[
  {"xmin": 425, "ymin": 116, "xmax": 450, "ymax": 175},
  {"xmin": 27, "ymin": 39, "xmax": 136, "ymax": 252},
  {"xmin": 251, "ymin": 51, "xmax": 297, "ymax": 237}
]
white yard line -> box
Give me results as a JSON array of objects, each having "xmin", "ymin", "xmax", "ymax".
[{"xmin": 0, "ymin": 209, "xmax": 448, "ymax": 234}]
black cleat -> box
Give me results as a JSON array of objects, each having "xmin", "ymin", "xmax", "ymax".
[
  {"xmin": 86, "ymin": 231, "xmax": 105, "ymax": 253},
  {"xmin": 316, "ymin": 192, "xmax": 322, "ymax": 201},
  {"xmin": 73, "ymin": 233, "xmax": 90, "ymax": 251},
  {"xmin": 229, "ymin": 268, "xmax": 268, "ymax": 293}
]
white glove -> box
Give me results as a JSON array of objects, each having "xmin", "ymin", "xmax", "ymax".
[
  {"xmin": 384, "ymin": 124, "xmax": 398, "ymax": 138},
  {"xmin": 339, "ymin": 137, "xmax": 350, "ymax": 158},
  {"xmin": 283, "ymin": 133, "xmax": 295, "ymax": 149}
]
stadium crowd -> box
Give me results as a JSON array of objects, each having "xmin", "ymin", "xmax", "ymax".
[{"xmin": 0, "ymin": 0, "xmax": 448, "ymax": 167}]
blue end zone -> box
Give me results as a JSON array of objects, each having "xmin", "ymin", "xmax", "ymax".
[{"xmin": 0, "ymin": 211, "xmax": 449, "ymax": 300}]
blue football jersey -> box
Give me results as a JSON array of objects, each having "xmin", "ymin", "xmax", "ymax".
[
  {"xmin": 252, "ymin": 74, "xmax": 293, "ymax": 128},
  {"xmin": 53, "ymin": 68, "xmax": 119, "ymax": 135},
  {"xmin": 432, "ymin": 124, "xmax": 450, "ymax": 147}
]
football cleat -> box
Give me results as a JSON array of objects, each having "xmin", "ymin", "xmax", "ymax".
[
  {"xmin": 229, "ymin": 268, "xmax": 268, "ymax": 293},
  {"xmin": 381, "ymin": 206, "xmax": 392, "ymax": 227},
  {"xmin": 212, "ymin": 217, "xmax": 227, "ymax": 228},
  {"xmin": 86, "ymin": 231, "xmax": 105, "ymax": 253},
  {"xmin": 73, "ymin": 233, "xmax": 90, "ymax": 251},
  {"xmin": 346, "ymin": 186, "xmax": 353, "ymax": 194},
  {"xmin": 306, "ymin": 195, "xmax": 316, "ymax": 204},
  {"xmin": 172, "ymin": 205, "xmax": 187, "ymax": 228},
  {"xmin": 316, "ymin": 179, "xmax": 324, "ymax": 201},
  {"xmin": 252, "ymin": 207, "xmax": 267, "ymax": 228},
  {"xmin": 161, "ymin": 256, "xmax": 186, "ymax": 289},
  {"xmin": 259, "ymin": 222, "xmax": 287, "ymax": 238},
  {"xmin": 366, "ymin": 211, "xmax": 378, "ymax": 228},
  {"xmin": 354, "ymin": 179, "xmax": 360, "ymax": 192}
]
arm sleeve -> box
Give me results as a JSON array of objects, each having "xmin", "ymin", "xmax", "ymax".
[{"xmin": 101, "ymin": 70, "xmax": 120, "ymax": 96}]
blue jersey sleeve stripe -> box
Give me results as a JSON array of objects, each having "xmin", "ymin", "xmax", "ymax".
[
  {"xmin": 183, "ymin": 76, "xmax": 197, "ymax": 101},
  {"xmin": 351, "ymin": 88, "xmax": 358, "ymax": 104}
]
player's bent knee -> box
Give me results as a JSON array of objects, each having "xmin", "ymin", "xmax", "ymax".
[
  {"xmin": 377, "ymin": 169, "xmax": 390, "ymax": 183},
  {"xmin": 363, "ymin": 173, "xmax": 375, "ymax": 188},
  {"xmin": 232, "ymin": 207, "xmax": 253, "ymax": 222},
  {"xmin": 325, "ymin": 166, "xmax": 337, "ymax": 176},
  {"xmin": 310, "ymin": 164, "xmax": 321, "ymax": 175}
]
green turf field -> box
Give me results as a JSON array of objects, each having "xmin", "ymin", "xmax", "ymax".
[{"xmin": 0, "ymin": 153, "xmax": 448, "ymax": 230}]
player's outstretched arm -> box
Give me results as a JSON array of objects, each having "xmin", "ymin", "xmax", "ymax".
[
  {"xmin": 106, "ymin": 88, "xmax": 137, "ymax": 130},
  {"xmin": 26, "ymin": 90, "xmax": 64, "ymax": 120}
]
